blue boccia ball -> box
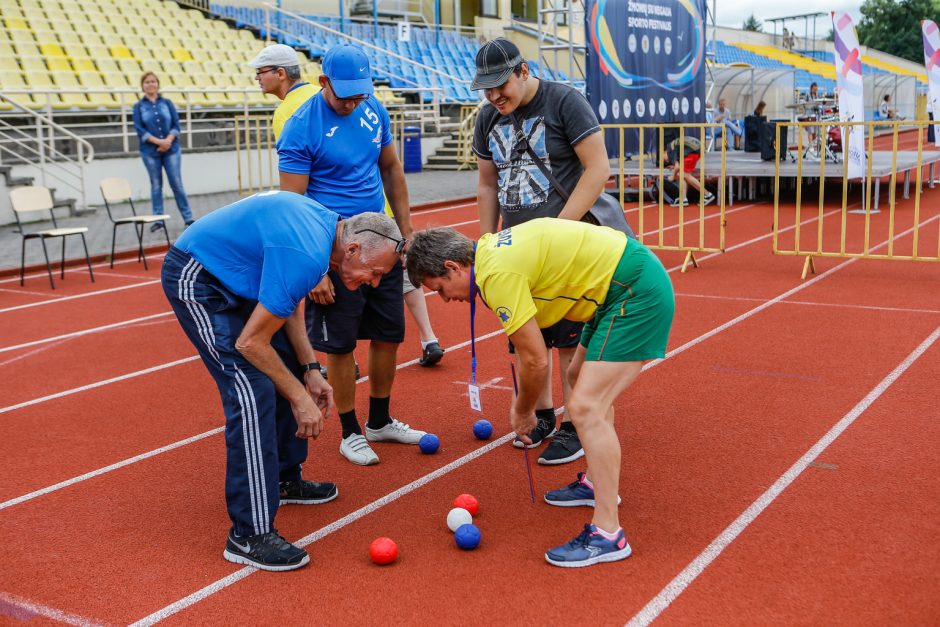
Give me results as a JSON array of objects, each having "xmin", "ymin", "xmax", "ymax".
[
  {"xmin": 472, "ymin": 419, "xmax": 493, "ymax": 440},
  {"xmin": 419, "ymin": 433, "xmax": 440, "ymax": 454},
  {"xmin": 454, "ymin": 523, "xmax": 481, "ymax": 550}
]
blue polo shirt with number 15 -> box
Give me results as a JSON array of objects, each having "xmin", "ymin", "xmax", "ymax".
[{"xmin": 277, "ymin": 92, "xmax": 393, "ymax": 218}]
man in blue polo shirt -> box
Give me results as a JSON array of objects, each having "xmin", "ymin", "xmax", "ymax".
[
  {"xmin": 161, "ymin": 190, "xmax": 405, "ymax": 571},
  {"xmin": 278, "ymin": 43, "xmax": 432, "ymax": 466}
]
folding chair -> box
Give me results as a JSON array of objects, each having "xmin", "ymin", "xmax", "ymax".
[
  {"xmin": 99, "ymin": 176, "xmax": 169, "ymax": 270},
  {"xmin": 10, "ymin": 186, "xmax": 94, "ymax": 289}
]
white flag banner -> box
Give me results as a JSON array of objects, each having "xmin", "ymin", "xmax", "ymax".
[
  {"xmin": 922, "ymin": 19, "xmax": 940, "ymax": 146},
  {"xmin": 832, "ymin": 11, "xmax": 867, "ymax": 179}
]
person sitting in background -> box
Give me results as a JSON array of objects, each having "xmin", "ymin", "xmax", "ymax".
[
  {"xmin": 754, "ymin": 100, "xmax": 766, "ymax": 118},
  {"xmin": 880, "ymin": 94, "xmax": 903, "ymax": 120},
  {"xmin": 713, "ymin": 98, "xmax": 742, "ymax": 150},
  {"xmin": 782, "ymin": 28, "xmax": 792, "ymax": 51},
  {"xmin": 132, "ymin": 72, "xmax": 193, "ymax": 233}
]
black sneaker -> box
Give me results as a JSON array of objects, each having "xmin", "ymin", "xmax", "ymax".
[
  {"xmin": 512, "ymin": 415, "xmax": 556, "ymax": 449},
  {"xmin": 418, "ymin": 341, "xmax": 444, "ymax": 367},
  {"xmin": 279, "ymin": 479, "xmax": 338, "ymax": 505},
  {"xmin": 149, "ymin": 222, "xmax": 164, "ymax": 233},
  {"xmin": 223, "ymin": 529, "xmax": 309, "ymax": 571},
  {"xmin": 538, "ymin": 428, "xmax": 585, "ymax": 465}
]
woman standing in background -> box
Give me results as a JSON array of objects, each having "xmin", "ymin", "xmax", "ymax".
[{"xmin": 132, "ymin": 71, "xmax": 193, "ymax": 232}]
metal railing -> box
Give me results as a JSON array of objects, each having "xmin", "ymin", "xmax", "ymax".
[
  {"xmin": 456, "ymin": 102, "xmax": 483, "ymax": 170},
  {"xmin": 772, "ymin": 119, "xmax": 940, "ymax": 278},
  {"xmin": 0, "ymin": 93, "xmax": 95, "ymax": 208},
  {"xmin": 603, "ymin": 123, "xmax": 728, "ymax": 271}
]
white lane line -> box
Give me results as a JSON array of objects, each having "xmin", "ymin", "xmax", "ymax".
[
  {"xmin": 675, "ymin": 292, "xmax": 940, "ymax": 315},
  {"xmin": 0, "ymin": 312, "xmax": 174, "ymax": 354},
  {"xmin": 0, "ymin": 253, "xmax": 162, "ymax": 286},
  {"xmin": 0, "ymin": 356, "xmax": 200, "ymax": 416},
  {"xmin": 0, "ymin": 591, "xmax": 105, "ymax": 626},
  {"xmin": 0, "ymin": 428, "xmax": 225, "ymax": 511},
  {"xmin": 626, "ymin": 325, "xmax": 940, "ymax": 627},
  {"xmin": 128, "ymin": 433, "xmax": 515, "ymax": 627},
  {"xmin": 411, "ymin": 200, "xmax": 476, "ymax": 216},
  {"xmin": 0, "ymin": 280, "xmax": 161, "ymax": 314},
  {"xmin": 0, "ymin": 329, "xmax": 506, "ymax": 510},
  {"xmin": 0, "ymin": 286, "xmax": 54, "ymax": 297}
]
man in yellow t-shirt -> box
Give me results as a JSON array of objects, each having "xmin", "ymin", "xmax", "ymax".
[
  {"xmin": 247, "ymin": 44, "xmax": 319, "ymax": 140},
  {"xmin": 405, "ymin": 218, "xmax": 675, "ymax": 568}
]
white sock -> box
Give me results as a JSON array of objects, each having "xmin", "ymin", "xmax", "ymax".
[
  {"xmin": 421, "ymin": 338, "xmax": 439, "ymax": 350},
  {"xmin": 580, "ymin": 473, "xmax": 594, "ymax": 489},
  {"xmin": 592, "ymin": 525, "xmax": 623, "ymax": 539}
]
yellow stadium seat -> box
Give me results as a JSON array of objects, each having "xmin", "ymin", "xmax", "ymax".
[
  {"xmin": 95, "ymin": 57, "xmax": 119, "ymax": 73},
  {"xmin": 13, "ymin": 42, "xmax": 40, "ymax": 57},
  {"xmin": 63, "ymin": 43, "xmax": 89, "ymax": 58},
  {"xmin": 39, "ymin": 42, "xmax": 66, "ymax": 57},
  {"xmin": 10, "ymin": 29, "xmax": 35, "ymax": 44},
  {"xmin": 29, "ymin": 18, "xmax": 54, "ymax": 32},
  {"xmin": 160, "ymin": 60, "xmax": 183, "ymax": 76},
  {"xmin": 0, "ymin": 70, "xmax": 26, "ymax": 88},
  {"xmin": 0, "ymin": 57, "xmax": 18, "ymax": 71},
  {"xmin": 46, "ymin": 57, "xmax": 71, "ymax": 71},
  {"xmin": 110, "ymin": 45, "xmax": 133, "ymax": 59},
  {"xmin": 57, "ymin": 32, "xmax": 81, "ymax": 46},
  {"xmin": 162, "ymin": 36, "xmax": 182, "ymax": 49},
  {"xmin": 72, "ymin": 58, "xmax": 95, "ymax": 71},
  {"xmin": 80, "ymin": 33, "xmax": 105, "ymax": 47},
  {"xmin": 92, "ymin": 22, "xmax": 118, "ymax": 35},
  {"xmin": 0, "ymin": 41, "xmax": 14, "ymax": 57},
  {"xmin": 171, "ymin": 48, "xmax": 193, "ymax": 62},
  {"xmin": 150, "ymin": 48, "xmax": 173, "ymax": 62},
  {"xmin": 6, "ymin": 17, "xmax": 29, "ymax": 30},
  {"xmin": 116, "ymin": 58, "xmax": 141, "ymax": 73},
  {"xmin": 20, "ymin": 56, "xmax": 46, "ymax": 72},
  {"xmin": 77, "ymin": 70, "xmax": 104, "ymax": 87}
]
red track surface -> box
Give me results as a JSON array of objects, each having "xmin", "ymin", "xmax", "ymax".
[{"xmin": 0, "ymin": 191, "xmax": 937, "ymax": 626}]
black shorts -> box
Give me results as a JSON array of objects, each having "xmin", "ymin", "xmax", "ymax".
[
  {"xmin": 306, "ymin": 261, "xmax": 406, "ymax": 354},
  {"xmin": 507, "ymin": 318, "xmax": 584, "ymax": 354}
]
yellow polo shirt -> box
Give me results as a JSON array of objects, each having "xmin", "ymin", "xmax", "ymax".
[
  {"xmin": 475, "ymin": 218, "xmax": 628, "ymax": 335},
  {"xmin": 272, "ymin": 82, "xmax": 319, "ymax": 140}
]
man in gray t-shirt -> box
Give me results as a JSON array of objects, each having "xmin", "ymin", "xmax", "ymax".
[
  {"xmin": 472, "ymin": 78, "xmax": 601, "ymax": 227},
  {"xmin": 471, "ymin": 38, "xmax": 614, "ymax": 468}
]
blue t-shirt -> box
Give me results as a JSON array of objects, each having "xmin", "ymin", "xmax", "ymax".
[
  {"xmin": 174, "ymin": 191, "xmax": 338, "ymax": 318},
  {"xmin": 276, "ymin": 92, "xmax": 393, "ymax": 218}
]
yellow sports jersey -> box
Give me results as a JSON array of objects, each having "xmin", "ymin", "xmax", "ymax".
[
  {"xmin": 475, "ymin": 218, "xmax": 628, "ymax": 335},
  {"xmin": 272, "ymin": 83, "xmax": 319, "ymax": 140}
]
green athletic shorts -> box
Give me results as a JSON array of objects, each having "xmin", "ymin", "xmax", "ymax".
[{"xmin": 579, "ymin": 241, "xmax": 675, "ymax": 362}]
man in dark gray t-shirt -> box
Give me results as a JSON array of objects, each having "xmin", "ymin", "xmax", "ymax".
[
  {"xmin": 471, "ymin": 38, "xmax": 614, "ymax": 468},
  {"xmin": 472, "ymin": 79, "xmax": 601, "ymax": 227}
]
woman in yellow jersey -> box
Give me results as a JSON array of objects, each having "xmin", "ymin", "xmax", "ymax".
[{"xmin": 405, "ymin": 218, "xmax": 675, "ymax": 568}]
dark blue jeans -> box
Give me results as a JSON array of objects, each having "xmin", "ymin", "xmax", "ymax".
[{"xmin": 141, "ymin": 150, "xmax": 193, "ymax": 222}]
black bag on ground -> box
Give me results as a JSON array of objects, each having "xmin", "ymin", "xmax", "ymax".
[
  {"xmin": 760, "ymin": 122, "xmax": 784, "ymax": 161},
  {"xmin": 744, "ymin": 115, "xmax": 764, "ymax": 152},
  {"xmin": 651, "ymin": 179, "xmax": 683, "ymax": 205}
]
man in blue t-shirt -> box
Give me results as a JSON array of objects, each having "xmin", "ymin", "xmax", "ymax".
[
  {"xmin": 161, "ymin": 190, "xmax": 405, "ymax": 572},
  {"xmin": 277, "ymin": 43, "xmax": 432, "ymax": 467}
]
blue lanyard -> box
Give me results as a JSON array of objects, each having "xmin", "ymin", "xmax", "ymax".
[{"xmin": 469, "ymin": 260, "xmax": 477, "ymax": 386}]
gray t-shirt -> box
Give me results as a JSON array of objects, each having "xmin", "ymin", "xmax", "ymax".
[{"xmin": 472, "ymin": 80, "xmax": 600, "ymax": 227}]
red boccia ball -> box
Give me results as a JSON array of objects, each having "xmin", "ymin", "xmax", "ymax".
[
  {"xmin": 453, "ymin": 493, "xmax": 479, "ymax": 516},
  {"xmin": 370, "ymin": 537, "xmax": 398, "ymax": 565}
]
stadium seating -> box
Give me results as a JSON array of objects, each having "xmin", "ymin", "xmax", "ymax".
[{"xmin": 0, "ymin": 0, "xmax": 322, "ymax": 110}]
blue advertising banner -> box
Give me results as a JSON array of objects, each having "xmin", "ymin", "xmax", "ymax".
[{"xmin": 585, "ymin": 0, "xmax": 708, "ymax": 155}]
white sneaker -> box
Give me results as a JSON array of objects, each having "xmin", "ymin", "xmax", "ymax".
[
  {"xmin": 340, "ymin": 433, "xmax": 379, "ymax": 466},
  {"xmin": 365, "ymin": 418, "xmax": 426, "ymax": 444}
]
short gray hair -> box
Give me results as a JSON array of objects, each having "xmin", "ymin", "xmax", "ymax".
[
  {"xmin": 405, "ymin": 227, "xmax": 475, "ymax": 287},
  {"xmin": 340, "ymin": 213, "xmax": 403, "ymax": 262},
  {"xmin": 284, "ymin": 65, "xmax": 302, "ymax": 81}
]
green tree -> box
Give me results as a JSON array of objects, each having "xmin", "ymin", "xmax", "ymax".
[
  {"xmin": 742, "ymin": 13, "xmax": 763, "ymax": 32},
  {"xmin": 856, "ymin": 0, "xmax": 940, "ymax": 62}
]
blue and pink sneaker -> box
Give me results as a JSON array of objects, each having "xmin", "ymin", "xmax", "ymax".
[
  {"xmin": 543, "ymin": 472, "xmax": 622, "ymax": 507},
  {"xmin": 545, "ymin": 523, "xmax": 633, "ymax": 568}
]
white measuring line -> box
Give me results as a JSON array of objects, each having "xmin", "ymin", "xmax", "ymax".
[
  {"xmin": 626, "ymin": 324, "xmax": 940, "ymax": 627},
  {"xmin": 0, "ymin": 591, "xmax": 104, "ymax": 627},
  {"xmin": 675, "ymin": 291, "xmax": 940, "ymax": 316},
  {"xmin": 126, "ymin": 213, "xmax": 940, "ymax": 625},
  {"xmin": 0, "ymin": 280, "xmax": 162, "ymax": 314},
  {"xmin": 0, "ymin": 312, "xmax": 175, "ymax": 354}
]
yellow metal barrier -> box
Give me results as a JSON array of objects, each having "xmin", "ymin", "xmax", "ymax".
[
  {"xmin": 234, "ymin": 114, "xmax": 276, "ymax": 196},
  {"xmin": 771, "ymin": 119, "xmax": 940, "ymax": 279},
  {"xmin": 602, "ymin": 123, "xmax": 728, "ymax": 271},
  {"xmin": 457, "ymin": 103, "xmax": 482, "ymax": 171}
]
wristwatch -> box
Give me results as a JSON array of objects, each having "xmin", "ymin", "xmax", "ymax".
[{"xmin": 302, "ymin": 362, "xmax": 322, "ymax": 374}]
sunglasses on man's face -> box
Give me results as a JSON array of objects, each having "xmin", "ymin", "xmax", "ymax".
[{"xmin": 354, "ymin": 229, "xmax": 407, "ymax": 254}]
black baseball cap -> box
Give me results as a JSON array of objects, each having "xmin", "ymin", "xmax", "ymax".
[{"xmin": 471, "ymin": 38, "xmax": 524, "ymax": 90}]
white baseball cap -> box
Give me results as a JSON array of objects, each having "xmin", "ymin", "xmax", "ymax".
[{"xmin": 247, "ymin": 44, "xmax": 300, "ymax": 69}]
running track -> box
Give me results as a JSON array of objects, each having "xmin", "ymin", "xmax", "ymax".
[{"xmin": 0, "ymin": 190, "xmax": 937, "ymax": 626}]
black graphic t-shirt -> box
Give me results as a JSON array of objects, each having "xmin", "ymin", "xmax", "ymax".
[{"xmin": 472, "ymin": 80, "xmax": 601, "ymax": 227}]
